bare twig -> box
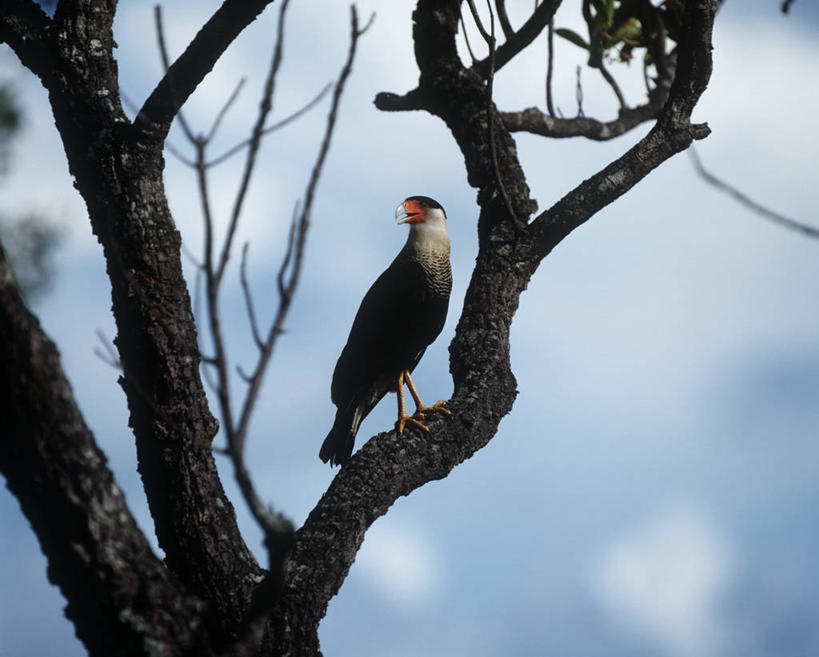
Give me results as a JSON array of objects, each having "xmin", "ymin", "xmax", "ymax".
[
  {"xmin": 465, "ymin": 0, "xmax": 520, "ymax": 226},
  {"xmin": 276, "ymin": 204, "xmax": 299, "ymax": 299},
  {"xmin": 219, "ymin": 6, "xmax": 372, "ymax": 557},
  {"xmin": 575, "ymin": 65, "xmax": 585, "ymax": 117},
  {"xmin": 474, "ymin": 0, "xmax": 561, "ymax": 76},
  {"xmin": 93, "ymin": 329, "xmax": 122, "ymax": 370},
  {"xmin": 643, "ymin": 56, "xmax": 652, "ymax": 94},
  {"xmin": 239, "ymin": 243, "xmax": 265, "ymax": 350},
  {"xmin": 545, "ymin": 18, "xmax": 556, "ymax": 117},
  {"xmin": 164, "ymin": 140, "xmax": 197, "ymax": 167},
  {"xmin": 504, "ymin": 66, "xmax": 673, "ymax": 140},
  {"xmin": 136, "ymin": 0, "xmax": 276, "ymax": 142},
  {"xmin": 205, "ymin": 77, "xmax": 246, "ymax": 143},
  {"xmin": 465, "ymin": 0, "xmax": 492, "ymax": 42},
  {"xmin": 216, "ymin": 0, "xmax": 292, "ymax": 287},
  {"xmin": 206, "ymin": 83, "xmax": 331, "ymax": 168},
  {"xmin": 230, "ymin": 6, "xmax": 373, "ymax": 460},
  {"xmin": 598, "ymin": 60, "xmax": 628, "ymax": 109},
  {"xmin": 690, "ymin": 147, "xmax": 819, "ymax": 239},
  {"xmin": 460, "ymin": 12, "xmax": 479, "ymax": 63},
  {"xmin": 180, "ymin": 241, "xmax": 203, "ymax": 269},
  {"xmin": 495, "ymin": 0, "xmax": 514, "ymax": 39}
]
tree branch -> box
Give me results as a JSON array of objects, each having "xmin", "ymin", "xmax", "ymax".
[
  {"xmin": 545, "ymin": 18, "xmax": 556, "ymax": 117},
  {"xmin": 500, "ymin": 73, "xmax": 671, "ymax": 140},
  {"xmin": 26, "ymin": 1, "xmax": 267, "ymax": 631},
  {"xmin": 0, "ymin": 0, "xmax": 54, "ymax": 82},
  {"xmin": 689, "ymin": 147, "xmax": 819, "ymax": 239},
  {"xmin": 598, "ymin": 59, "xmax": 628, "ymax": 109},
  {"xmin": 153, "ymin": 5, "xmax": 196, "ymax": 143},
  {"xmin": 495, "ymin": 0, "xmax": 514, "ymax": 40},
  {"xmin": 0, "ymin": 246, "xmax": 204, "ymax": 657},
  {"xmin": 206, "ymin": 83, "xmax": 331, "ymax": 168},
  {"xmin": 135, "ymin": 0, "xmax": 276, "ymax": 143},
  {"xmin": 216, "ymin": 0, "xmax": 291, "ymax": 287},
  {"xmin": 527, "ymin": 0, "xmax": 715, "ymax": 257},
  {"xmin": 474, "ymin": 0, "xmax": 562, "ymax": 76}
]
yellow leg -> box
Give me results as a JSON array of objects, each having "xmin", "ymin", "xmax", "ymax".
[
  {"xmin": 395, "ymin": 370, "xmax": 430, "ymax": 434},
  {"xmin": 403, "ymin": 370, "xmax": 452, "ymax": 419}
]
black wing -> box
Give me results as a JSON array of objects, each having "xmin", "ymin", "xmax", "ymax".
[{"xmin": 331, "ymin": 253, "xmax": 448, "ymax": 406}]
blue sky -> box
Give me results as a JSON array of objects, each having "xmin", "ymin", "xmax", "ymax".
[{"xmin": 2, "ymin": 1, "xmax": 818, "ymax": 656}]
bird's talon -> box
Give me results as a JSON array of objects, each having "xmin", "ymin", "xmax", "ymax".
[
  {"xmin": 414, "ymin": 400, "xmax": 451, "ymax": 417},
  {"xmin": 431, "ymin": 400, "xmax": 451, "ymax": 416},
  {"xmin": 397, "ymin": 415, "xmax": 429, "ymax": 434}
]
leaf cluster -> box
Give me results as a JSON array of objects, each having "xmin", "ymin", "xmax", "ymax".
[{"xmin": 556, "ymin": 0, "xmax": 684, "ymax": 67}]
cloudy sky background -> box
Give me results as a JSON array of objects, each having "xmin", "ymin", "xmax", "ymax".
[{"xmin": 2, "ymin": 1, "xmax": 818, "ymax": 655}]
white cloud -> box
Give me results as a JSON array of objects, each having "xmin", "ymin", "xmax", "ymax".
[
  {"xmin": 355, "ymin": 520, "xmax": 444, "ymax": 610},
  {"xmin": 591, "ymin": 505, "xmax": 735, "ymax": 657}
]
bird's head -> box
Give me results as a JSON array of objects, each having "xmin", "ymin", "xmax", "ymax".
[{"xmin": 395, "ymin": 196, "xmax": 447, "ymax": 227}]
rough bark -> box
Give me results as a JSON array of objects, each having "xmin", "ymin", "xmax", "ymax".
[
  {"xmin": 1, "ymin": 0, "xmax": 269, "ymax": 650},
  {"xmin": 0, "ymin": 0, "xmax": 717, "ymax": 654},
  {"xmin": 0, "ymin": 247, "xmax": 204, "ymax": 656}
]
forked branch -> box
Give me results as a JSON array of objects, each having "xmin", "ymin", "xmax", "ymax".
[
  {"xmin": 136, "ymin": 0, "xmax": 276, "ymax": 142},
  {"xmin": 159, "ymin": 2, "xmax": 373, "ymax": 565}
]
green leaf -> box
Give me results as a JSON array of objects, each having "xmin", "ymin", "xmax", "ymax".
[{"xmin": 554, "ymin": 28, "xmax": 590, "ymax": 50}]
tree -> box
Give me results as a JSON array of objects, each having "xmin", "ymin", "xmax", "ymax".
[{"xmin": 2, "ymin": 0, "xmax": 761, "ymax": 654}]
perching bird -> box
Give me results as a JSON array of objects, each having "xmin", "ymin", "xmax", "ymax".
[{"xmin": 319, "ymin": 196, "xmax": 452, "ymax": 466}]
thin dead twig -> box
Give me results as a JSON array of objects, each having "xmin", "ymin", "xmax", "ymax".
[
  {"xmin": 206, "ymin": 77, "xmax": 246, "ymax": 143},
  {"xmin": 690, "ymin": 147, "xmax": 819, "ymax": 240},
  {"xmin": 239, "ymin": 243, "xmax": 265, "ymax": 351},
  {"xmin": 598, "ymin": 60, "xmax": 627, "ymax": 109},
  {"xmin": 206, "ymin": 84, "xmax": 332, "ymax": 168},
  {"xmin": 225, "ymin": 6, "xmax": 373, "ymax": 550},
  {"xmin": 216, "ymin": 0, "xmax": 292, "ymax": 287},
  {"xmin": 93, "ymin": 329, "xmax": 122, "ymax": 370},
  {"xmin": 545, "ymin": 18, "xmax": 556, "ymax": 117},
  {"xmin": 464, "ymin": 0, "xmax": 521, "ymax": 226}
]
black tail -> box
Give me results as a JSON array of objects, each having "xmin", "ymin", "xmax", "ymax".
[{"xmin": 319, "ymin": 407, "xmax": 357, "ymax": 466}]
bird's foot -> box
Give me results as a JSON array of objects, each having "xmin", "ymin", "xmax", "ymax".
[
  {"xmin": 414, "ymin": 399, "xmax": 452, "ymax": 418},
  {"xmin": 396, "ymin": 414, "xmax": 430, "ymax": 435}
]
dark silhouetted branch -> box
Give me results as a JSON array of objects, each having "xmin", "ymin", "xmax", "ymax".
[
  {"xmin": 0, "ymin": 1, "xmax": 52, "ymax": 81},
  {"xmin": 136, "ymin": 0, "xmax": 276, "ymax": 142},
  {"xmin": 465, "ymin": 0, "xmax": 521, "ymax": 225},
  {"xmin": 206, "ymin": 77, "xmax": 247, "ymax": 143},
  {"xmin": 239, "ymin": 243, "xmax": 265, "ymax": 350},
  {"xmin": 496, "ymin": 0, "xmax": 514, "ymax": 39},
  {"xmin": 154, "ymin": 5, "xmax": 196, "ymax": 142},
  {"xmin": 690, "ymin": 147, "xmax": 819, "ymax": 239},
  {"xmin": 501, "ymin": 82, "xmax": 669, "ymax": 139},
  {"xmin": 0, "ymin": 246, "xmax": 203, "ymax": 657},
  {"xmin": 598, "ymin": 59, "xmax": 627, "ymax": 109},
  {"xmin": 546, "ymin": 18, "xmax": 556, "ymax": 117},
  {"xmin": 475, "ymin": 0, "xmax": 562, "ymax": 76}
]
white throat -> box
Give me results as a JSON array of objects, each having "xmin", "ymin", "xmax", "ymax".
[{"xmin": 408, "ymin": 210, "xmax": 450, "ymax": 255}]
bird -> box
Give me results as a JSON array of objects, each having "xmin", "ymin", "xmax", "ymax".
[{"xmin": 319, "ymin": 195, "xmax": 452, "ymax": 466}]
